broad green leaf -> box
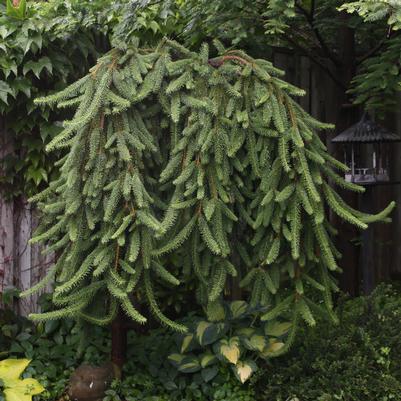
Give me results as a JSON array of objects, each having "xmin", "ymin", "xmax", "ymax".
[
  {"xmin": 243, "ymin": 334, "xmax": 266, "ymax": 352},
  {"xmin": 235, "ymin": 327, "xmax": 255, "ymax": 337},
  {"xmin": 261, "ymin": 339, "xmax": 285, "ymax": 357},
  {"xmin": 200, "ymin": 352, "xmax": 217, "ymax": 368},
  {"xmin": 180, "ymin": 334, "xmax": 194, "ymax": 353},
  {"xmin": 149, "ymin": 20, "xmax": 161, "ymax": 34},
  {"xmin": 44, "ymin": 320, "xmax": 59, "ymax": 335},
  {"xmin": 15, "ymin": 36, "xmax": 32, "ymax": 55},
  {"xmin": 25, "ymin": 167, "xmax": 48, "ymax": 186},
  {"xmin": 196, "ymin": 321, "xmax": 220, "ymax": 346},
  {"xmin": 268, "ymin": 341, "xmax": 285, "ymax": 352},
  {"xmin": 177, "ymin": 356, "xmax": 201, "ymax": 373},
  {"xmin": 9, "ymin": 343, "xmax": 24, "ymax": 353},
  {"xmin": 39, "ymin": 124, "xmax": 62, "ymax": 142},
  {"xmin": 390, "ymin": 65, "xmax": 399, "ymax": 75},
  {"xmin": 218, "ymin": 337, "xmax": 240, "ymax": 364},
  {"xmin": 232, "ymin": 360, "xmax": 257, "ymax": 383},
  {"xmin": 0, "ymin": 80, "xmax": 12, "ymax": 105},
  {"xmin": 4, "ymin": 378, "xmax": 44, "ymax": 401},
  {"xmin": 0, "ymin": 26, "xmax": 8, "ymax": 39},
  {"xmin": 0, "ymin": 58, "xmax": 17, "ymax": 79},
  {"xmin": 10, "ymin": 77, "xmax": 31, "ymax": 98},
  {"xmin": 31, "ymin": 33, "xmax": 43, "ymax": 51},
  {"xmin": 164, "ymin": 381, "xmax": 178, "ymax": 391},
  {"xmin": 301, "ymin": 0, "xmax": 312, "ymax": 13},
  {"xmin": 23, "ymin": 57, "xmax": 52, "ymax": 78},
  {"xmin": 0, "ymin": 359, "xmax": 30, "ymax": 386},
  {"xmin": 264, "ymin": 321, "xmax": 292, "ymax": 337},
  {"xmin": 167, "ymin": 353, "xmax": 185, "ymax": 367},
  {"xmin": 201, "ymin": 366, "xmax": 219, "ymax": 382},
  {"xmin": 229, "ymin": 300, "xmax": 248, "ymax": 319},
  {"xmin": 16, "ymin": 332, "xmax": 31, "ymax": 342}
]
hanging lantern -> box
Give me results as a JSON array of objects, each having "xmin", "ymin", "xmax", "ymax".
[{"xmin": 332, "ymin": 113, "xmax": 400, "ymax": 185}]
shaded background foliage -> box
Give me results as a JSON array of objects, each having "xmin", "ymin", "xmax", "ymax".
[
  {"xmin": 2, "ymin": 0, "xmax": 401, "ymax": 197},
  {"xmin": 0, "ymin": 0, "xmax": 115, "ymax": 197}
]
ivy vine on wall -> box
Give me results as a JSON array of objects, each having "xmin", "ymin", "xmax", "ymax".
[
  {"xmin": 0, "ymin": 0, "xmax": 195, "ymax": 199},
  {"xmin": 0, "ymin": 0, "xmax": 117, "ymax": 198}
]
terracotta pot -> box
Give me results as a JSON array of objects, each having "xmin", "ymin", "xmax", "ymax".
[{"xmin": 68, "ymin": 363, "xmax": 114, "ymax": 401}]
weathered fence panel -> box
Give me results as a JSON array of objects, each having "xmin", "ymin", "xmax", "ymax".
[
  {"xmin": 0, "ymin": 118, "xmax": 53, "ymax": 314},
  {"xmin": 0, "ymin": 116, "xmax": 15, "ymax": 300},
  {"xmin": 0, "ymin": 196, "xmax": 54, "ymax": 314}
]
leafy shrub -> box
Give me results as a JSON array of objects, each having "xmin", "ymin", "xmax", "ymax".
[
  {"xmin": 119, "ymin": 324, "xmax": 256, "ymax": 401},
  {"xmin": 255, "ymin": 284, "xmax": 401, "ymax": 401},
  {"xmin": 168, "ymin": 301, "xmax": 292, "ymax": 384}
]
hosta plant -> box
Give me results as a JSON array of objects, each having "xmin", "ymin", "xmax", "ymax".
[
  {"xmin": 168, "ymin": 300, "xmax": 292, "ymax": 383},
  {"xmin": 0, "ymin": 359, "xmax": 44, "ymax": 401}
]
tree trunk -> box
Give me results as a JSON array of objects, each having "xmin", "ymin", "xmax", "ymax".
[{"xmin": 111, "ymin": 309, "xmax": 127, "ymax": 379}]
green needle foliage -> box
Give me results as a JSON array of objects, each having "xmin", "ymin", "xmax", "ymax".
[{"xmin": 22, "ymin": 38, "xmax": 395, "ymax": 342}]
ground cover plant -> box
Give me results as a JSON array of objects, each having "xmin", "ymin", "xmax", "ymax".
[
  {"xmin": 1, "ymin": 285, "xmax": 401, "ymax": 400},
  {"xmin": 256, "ymin": 283, "xmax": 401, "ymax": 401}
]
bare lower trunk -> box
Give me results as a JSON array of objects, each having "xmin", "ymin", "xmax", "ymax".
[{"xmin": 111, "ymin": 309, "xmax": 127, "ymax": 378}]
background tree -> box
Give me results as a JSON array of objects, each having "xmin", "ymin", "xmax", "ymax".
[{"xmin": 339, "ymin": 0, "xmax": 401, "ymax": 115}]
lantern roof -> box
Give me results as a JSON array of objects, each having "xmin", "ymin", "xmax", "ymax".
[{"xmin": 332, "ymin": 113, "xmax": 400, "ymax": 144}]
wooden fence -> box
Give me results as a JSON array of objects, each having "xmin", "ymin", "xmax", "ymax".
[
  {"xmin": 1, "ymin": 52, "xmax": 401, "ymax": 315},
  {"xmin": 0, "ymin": 118, "xmax": 54, "ymax": 315}
]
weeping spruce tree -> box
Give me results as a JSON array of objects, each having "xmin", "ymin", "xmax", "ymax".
[{"xmin": 22, "ymin": 38, "xmax": 394, "ymax": 366}]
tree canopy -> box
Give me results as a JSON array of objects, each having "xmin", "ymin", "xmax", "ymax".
[{"xmin": 22, "ymin": 39, "xmax": 394, "ymax": 357}]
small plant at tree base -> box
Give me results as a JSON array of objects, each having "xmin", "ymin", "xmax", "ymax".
[
  {"xmin": 22, "ymin": 39, "xmax": 394, "ymax": 354},
  {"xmin": 0, "ymin": 359, "xmax": 44, "ymax": 401},
  {"xmin": 169, "ymin": 300, "xmax": 292, "ymax": 383}
]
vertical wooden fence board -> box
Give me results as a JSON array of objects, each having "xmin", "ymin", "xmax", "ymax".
[
  {"xmin": 0, "ymin": 116, "xmax": 15, "ymax": 308},
  {"xmin": 0, "ymin": 198, "xmax": 14, "ymax": 292},
  {"xmin": 15, "ymin": 201, "xmax": 33, "ymax": 315},
  {"xmin": 0, "ymin": 198, "xmax": 54, "ymax": 314}
]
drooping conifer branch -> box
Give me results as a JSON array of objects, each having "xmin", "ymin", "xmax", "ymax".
[{"xmin": 24, "ymin": 39, "xmax": 395, "ymax": 344}]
